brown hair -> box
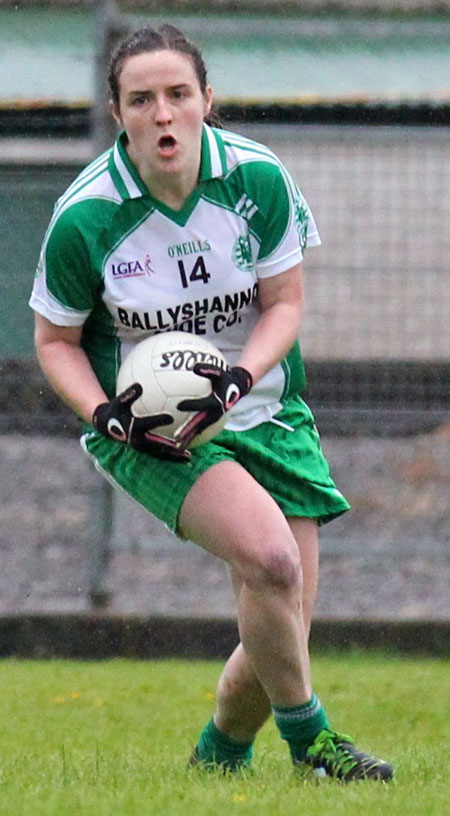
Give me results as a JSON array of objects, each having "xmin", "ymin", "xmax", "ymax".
[{"xmin": 108, "ymin": 23, "xmax": 221, "ymax": 127}]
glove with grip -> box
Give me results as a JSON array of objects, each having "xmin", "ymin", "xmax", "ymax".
[
  {"xmin": 93, "ymin": 383, "xmax": 190, "ymax": 462},
  {"xmin": 175, "ymin": 364, "xmax": 252, "ymax": 448}
]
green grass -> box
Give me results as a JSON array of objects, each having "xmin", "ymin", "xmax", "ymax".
[{"xmin": 0, "ymin": 653, "xmax": 447, "ymax": 815}]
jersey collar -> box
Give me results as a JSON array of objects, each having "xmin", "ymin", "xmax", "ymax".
[
  {"xmin": 199, "ymin": 124, "xmax": 228, "ymax": 181},
  {"xmin": 108, "ymin": 125, "xmax": 228, "ymax": 201}
]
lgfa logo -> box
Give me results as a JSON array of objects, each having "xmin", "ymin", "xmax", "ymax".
[{"xmin": 111, "ymin": 254, "xmax": 155, "ymax": 278}]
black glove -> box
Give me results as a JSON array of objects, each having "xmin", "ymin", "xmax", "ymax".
[
  {"xmin": 176, "ymin": 364, "xmax": 252, "ymax": 448},
  {"xmin": 93, "ymin": 383, "xmax": 190, "ymax": 462}
]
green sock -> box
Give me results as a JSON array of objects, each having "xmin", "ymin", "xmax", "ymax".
[
  {"xmin": 272, "ymin": 694, "xmax": 330, "ymax": 761},
  {"xmin": 196, "ymin": 718, "xmax": 254, "ymax": 770}
]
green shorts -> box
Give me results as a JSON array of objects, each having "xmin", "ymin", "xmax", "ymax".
[{"xmin": 81, "ymin": 396, "xmax": 350, "ymax": 533}]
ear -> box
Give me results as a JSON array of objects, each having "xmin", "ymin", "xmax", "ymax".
[
  {"xmin": 203, "ymin": 85, "xmax": 213, "ymax": 117},
  {"xmin": 109, "ymin": 99, "xmax": 122, "ymax": 126}
]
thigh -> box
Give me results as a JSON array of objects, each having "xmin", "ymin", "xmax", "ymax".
[{"xmin": 178, "ymin": 459, "xmax": 299, "ymax": 572}]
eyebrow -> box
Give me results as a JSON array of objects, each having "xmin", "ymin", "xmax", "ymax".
[{"xmin": 128, "ymin": 83, "xmax": 191, "ymax": 95}]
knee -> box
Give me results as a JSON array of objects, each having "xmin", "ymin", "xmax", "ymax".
[{"xmin": 239, "ymin": 542, "xmax": 302, "ymax": 592}]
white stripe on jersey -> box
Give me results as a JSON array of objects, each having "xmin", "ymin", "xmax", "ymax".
[
  {"xmin": 113, "ymin": 142, "xmax": 142, "ymax": 198},
  {"xmin": 220, "ymin": 131, "xmax": 320, "ymax": 250},
  {"xmin": 38, "ymin": 157, "xmax": 119, "ymax": 277},
  {"xmin": 223, "ymin": 153, "xmax": 280, "ymax": 185},
  {"xmin": 235, "ymin": 193, "xmax": 259, "ymax": 220},
  {"xmin": 49, "ymin": 158, "xmax": 112, "ymax": 231},
  {"xmin": 56, "ymin": 151, "xmax": 110, "ymax": 212},
  {"xmin": 205, "ymin": 126, "xmax": 224, "ymax": 176},
  {"xmin": 220, "ymin": 132, "xmax": 302, "ymax": 211},
  {"xmin": 221, "ymin": 129, "xmax": 278, "ymax": 160}
]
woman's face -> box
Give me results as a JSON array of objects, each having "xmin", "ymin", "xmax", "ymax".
[{"xmin": 112, "ymin": 49, "xmax": 212, "ymax": 186}]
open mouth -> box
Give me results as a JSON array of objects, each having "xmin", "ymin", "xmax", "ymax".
[{"xmin": 158, "ymin": 135, "xmax": 177, "ymax": 154}]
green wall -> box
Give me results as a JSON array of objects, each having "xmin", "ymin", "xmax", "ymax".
[
  {"xmin": 0, "ymin": 164, "xmax": 82, "ymax": 357},
  {"xmin": 2, "ymin": 7, "xmax": 450, "ymax": 105}
]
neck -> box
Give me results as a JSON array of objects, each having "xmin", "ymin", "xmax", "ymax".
[
  {"xmin": 145, "ymin": 173, "xmax": 198, "ymax": 210},
  {"xmin": 131, "ymin": 152, "xmax": 201, "ymax": 211}
]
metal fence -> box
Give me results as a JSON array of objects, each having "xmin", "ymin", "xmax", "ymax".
[
  {"xmin": 238, "ymin": 124, "xmax": 450, "ymax": 362},
  {"xmin": 2, "ymin": 120, "xmax": 450, "ymax": 413},
  {"xmin": 228, "ymin": 122, "xmax": 450, "ymax": 430},
  {"xmin": 2, "ymin": 117, "xmax": 450, "ymax": 614}
]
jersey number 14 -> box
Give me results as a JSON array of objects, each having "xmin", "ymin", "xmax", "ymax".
[{"xmin": 177, "ymin": 256, "xmax": 210, "ymax": 289}]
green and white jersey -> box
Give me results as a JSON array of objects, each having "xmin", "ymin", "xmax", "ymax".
[{"xmin": 30, "ymin": 125, "xmax": 320, "ymax": 431}]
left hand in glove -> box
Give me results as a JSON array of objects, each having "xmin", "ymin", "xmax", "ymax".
[
  {"xmin": 93, "ymin": 384, "xmax": 191, "ymax": 462},
  {"xmin": 175, "ymin": 363, "xmax": 252, "ymax": 448}
]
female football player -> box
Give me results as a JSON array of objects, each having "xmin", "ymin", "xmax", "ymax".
[{"xmin": 30, "ymin": 23, "xmax": 392, "ymax": 781}]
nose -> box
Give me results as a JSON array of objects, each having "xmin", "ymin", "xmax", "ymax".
[{"xmin": 154, "ymin": 94, "xmax": 172, "ymax": 124}]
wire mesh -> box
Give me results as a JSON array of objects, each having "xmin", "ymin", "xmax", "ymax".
[
  {"xmin": 239, "ymin": 124, "xmax": 450, "ymax": 364},
  {"xmin": 2, "ymin": 120, "xmax": 450, "ymax": 416}
]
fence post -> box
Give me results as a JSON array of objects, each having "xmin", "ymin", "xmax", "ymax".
[
  {"xmin": 91, "ymin": 0, "xmax": 130, "ymax": 155},
  {"xmin": 88, "ymin": 473, "xmax": 115, "ymax": 608},
  {"xmin": 88, "ymin": 1, "xmax": 131, "ymax": 607}
]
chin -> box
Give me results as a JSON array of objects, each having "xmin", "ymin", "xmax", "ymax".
[{"xmin": 158, "ymin": 156, "xmax": 183, "ymax": 172}]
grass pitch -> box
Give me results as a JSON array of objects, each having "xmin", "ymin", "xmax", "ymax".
[{"xmin": 0, "ymin": 653, "xmax": 447, "ymax": 815}]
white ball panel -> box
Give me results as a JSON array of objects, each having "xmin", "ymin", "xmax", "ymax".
[
  {"xmin": 116, "ymin": 331, "xmax": 229, "ymax": 445},
  {"xmin": 156, "ymin": 368, "xmax": 211, "ymax": 399}
]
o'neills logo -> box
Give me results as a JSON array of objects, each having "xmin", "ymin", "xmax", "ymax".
[{"xmin": 111, "ymin": 254, "xmax": 154, "ymax": 278}]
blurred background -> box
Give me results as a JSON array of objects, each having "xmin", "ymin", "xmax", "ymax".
[{"xmin": 1, "ymin": 0, "xmax": 450, "ymax": 632}]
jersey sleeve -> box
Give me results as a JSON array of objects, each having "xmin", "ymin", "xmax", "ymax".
[
  {"xmin": 29, "ymin": 205, "xmax": 98, "ymax": 327},
  {"xmin": 254, "ymin": 160, "xmax": 321, "ymax": 280}
]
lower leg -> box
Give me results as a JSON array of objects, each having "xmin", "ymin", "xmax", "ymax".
[
  {"xmin": 235, "ymin": 560, "xmax": 312, "ymax": 706},
  {"xmin": 215, "ymin": 643, "xmax": 271, "ymax": 742},
  {"xmin": 215, "ymin": 519, "xmax": 319, "ymax": 740},
  {"xmin": 179, "ymin": 465, "xmax": 326, "ymax": 766},
  {"xmin": 179, "ymin": 467, "xmax": 314, "ymax": 710},
  {"xmin": 190, "ymin": 565, "xmax": 314, "ymax": 768},
  {"xmin": 228, "ymin": 579, "xmax": 329, "ymax": 761},
  {"xmin": 192, "ymin": 570, "xmax": 326, "ymax": 769},
  {"xmin": 183, "ymin": 469, "xmax": 393, "ymax": 779}
]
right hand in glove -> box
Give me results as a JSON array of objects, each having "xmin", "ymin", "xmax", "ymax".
[{"xmin": 92, "ymin": 383, "xmax": 190, "ymax": 463}]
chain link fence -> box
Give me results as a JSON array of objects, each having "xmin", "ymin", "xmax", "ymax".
[
  {"xmin": 2, "ymin": 119, "xmax": 450, "ymax": 423},
  {"xmin": 227, "ymin": 122, "xmax": 450, "ymax": 430},
  {"xmin": 248, "ymin": 124, "xmax": 450, "ymax": 363}
]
